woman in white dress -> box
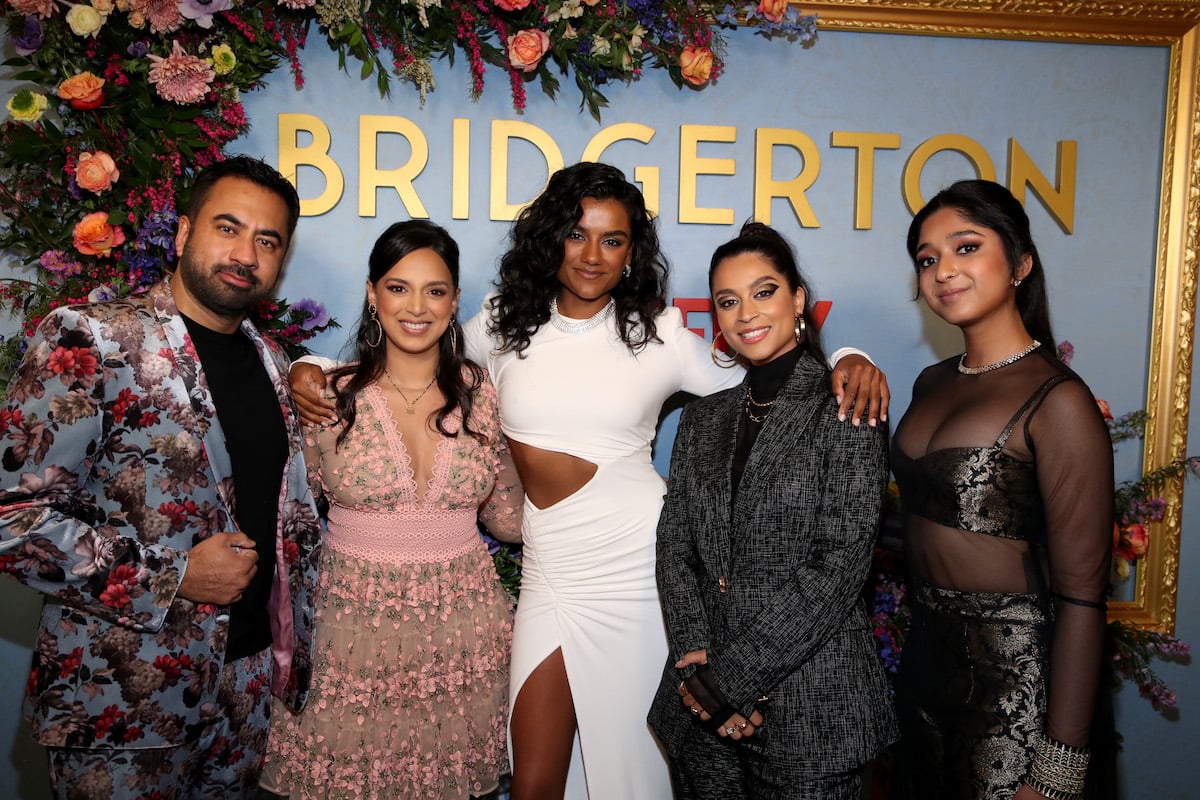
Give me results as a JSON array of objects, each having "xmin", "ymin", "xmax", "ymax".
[{"xmin": 291, "ymin": 163, "xmax": 888, "ymax": 799}]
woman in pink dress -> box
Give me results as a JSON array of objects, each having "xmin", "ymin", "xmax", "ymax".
[{"xmin": 264, "ymin": 221, "xmax": 523, "ymax": 799}]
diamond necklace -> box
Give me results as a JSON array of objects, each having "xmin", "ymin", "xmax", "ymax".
[
  {"xmin": 383, "ymin": 370, "xmax": 436, "ymax": 414},
  {"xmin": 958, "ymin": 340, "xmax": 1041, "ymax": 375},
  {"xmin": 549, "ymin": 297, "xmax": 615, "ymax": 335}
]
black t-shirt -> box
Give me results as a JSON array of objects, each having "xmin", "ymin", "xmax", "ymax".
[{"xmin": 182, "ymin": 314, "xmax": 289, "ymax": 662}]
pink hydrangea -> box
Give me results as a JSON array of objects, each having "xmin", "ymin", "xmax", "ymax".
[{"xmin": 147, "ymin": 40, "xmax": 216, "ymax": 105}]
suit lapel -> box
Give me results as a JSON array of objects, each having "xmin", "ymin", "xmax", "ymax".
[
  {"xmin": 693, "ymin": 385, "xmax": 741, "ymax": 576},
  {"xmin": 149, "ymin": 282, "xmax": 237, "ymax": 517},
  {"xmin": 731, "ymin": 356, "xmax": 825, "ymax": 526}
]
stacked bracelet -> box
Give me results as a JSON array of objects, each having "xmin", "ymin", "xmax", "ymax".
[{"xmin": 1025, "ymin": 735, "xmax": 1090, "ymax": 800}]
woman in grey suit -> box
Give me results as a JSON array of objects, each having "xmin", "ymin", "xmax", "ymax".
[{"xmin": 648, "ymin": 222, "xmax": 897, "ymax": 799}]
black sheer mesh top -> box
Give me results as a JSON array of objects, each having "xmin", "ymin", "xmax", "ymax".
[
  {"xmin": 892, "ymin": 345, "xmax": 1112, "ymax": 599},
  {"xmin": 892, "ymin": 373, "xmax": 1066, "ymax": 544},
  {"xmin": 892, "ymin": 345, "xmax": 1114, "ymax": 745}
]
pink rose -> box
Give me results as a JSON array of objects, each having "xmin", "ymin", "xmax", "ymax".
[
  {"xmin": 73, "ymin": 212, "xmax": 126, "ymax": 256},
  {"xmin": 75, "ymin": 151, "xmax": 120, "ymax": 194},
  {"xmin": 758, "ymin": 0, "xmax": 788, "ymax": 23},
  {"xmin": 495, "ymin": 0, "xmax": 532, "ymax": 9},
  {"xmin": 507, "ymin": 29, "xmax": 550, "ymax": 74},
  {"xmin": 679, "ymin": 45, "xmax": 714, "ymax": 86},
  {"xmin": 57, "ymin": 71, "xmax": 105, "ymax": 110}
]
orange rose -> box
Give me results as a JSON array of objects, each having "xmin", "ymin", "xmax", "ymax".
[
  {"xmin": 73, "ymin": 212, "xmax": 125, "ymax": 256},
  {"xmin": 57, "ymin": 71, "xmax": 105, "ymax": 110},
  {"xmin": 1115, "ymin": 523, "xmax": 1150, "ymax": 562},
  {"xmin": 1095, "ymin": 397, "xmax": 1113, "ymax": 421},
  {"xmin": 758, "ymin": 0, "xmax": 788, "ymax": 23},
  {"xmin": 495, "ymin": 0, "xmax": 532, "ymax": 9},
  {"xmin": 679, "ymin": 45, "xmax": 714, "ymax": 86},
  {"xmin": 507, "ymin": 29, "xmax": 551, "ymax": 74},
  {"xmin": 75, "ymin": 151, "xmax": 120, "ymax": 194}
]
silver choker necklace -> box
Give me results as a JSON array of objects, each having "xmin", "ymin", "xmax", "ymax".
[
  {"xmin": 549, "ymin": 297, "xmax": 615, "ymax": 335},
  {"xmin": 958, "ymin": 340, "xmax": 1041, "ymax": 374}
]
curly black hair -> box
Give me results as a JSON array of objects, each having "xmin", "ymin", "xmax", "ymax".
[
  {"xmin": 489, "ymin": 162, "xmax": 669, "ymax": 356},
  {"xmin": 331, "ymin": 220, "xmax": 487, "ymax": 450}
]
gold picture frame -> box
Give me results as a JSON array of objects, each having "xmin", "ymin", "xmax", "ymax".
[{"xmin": 801, "ymin": 0, "xmax": 1200, "ymax": 632}]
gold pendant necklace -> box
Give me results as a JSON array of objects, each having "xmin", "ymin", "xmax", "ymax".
[{"xmin": 384, "ymin": 370, "xmax": 436, "ymax": 414}]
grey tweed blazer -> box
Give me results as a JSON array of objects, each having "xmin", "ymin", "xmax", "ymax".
[{"xmin": 648, "ymin": 352, "xmax": 898, "ymax": 776}]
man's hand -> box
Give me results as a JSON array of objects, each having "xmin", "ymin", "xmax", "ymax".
[
  {"xmin": 178, "ymin": 531, "xmax": 258, "ymax": 605},
  {"xmin": 289, "ymin": 362, "xmax": 336, "ymax": 426}
]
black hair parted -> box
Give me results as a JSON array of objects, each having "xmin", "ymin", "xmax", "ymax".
[
  {"xmin": 708, "ymin": 220, "xmax": 827, "ymax": 366},
  {"xmin": 906, "ymin": 179, "xmax": 1054, "ymax": 346},
  {"xmin": 331, "ymin": 220, "xmax": 487, "ymax": 450},
  {"xmin": 488, "ymin": 162, "xmax": 670, "ymax": 356}
]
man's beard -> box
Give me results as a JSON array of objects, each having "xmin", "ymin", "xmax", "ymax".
[{"xmin": 177, "ymin": 243, "xmax": 270, "ymax": 322}]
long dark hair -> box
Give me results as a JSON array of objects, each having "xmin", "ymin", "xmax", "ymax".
[
  {"xmin": 906, "ymin": 179, "xmax": 1054, "ymax": 345},
  {"xmin": 332, "ymin": 220, "xmax": 486, "ymax": 448},
  {"xmin": 490, "ymin": 161, "xmax": 669, "ymax": 356},
  {"xmin": 708, "ymin": 221, "xmax": 828, "ymax": 366}
]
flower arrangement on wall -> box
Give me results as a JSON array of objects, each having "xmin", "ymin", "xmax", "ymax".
[
  {"xmin": 0, "ymin": 1, "xmax": 817, "ymax": 386},
  {"xmin": 866, "ymin": 340, "xmax": 1194, "ymax": 716}
]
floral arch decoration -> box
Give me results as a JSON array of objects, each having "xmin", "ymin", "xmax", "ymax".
[{"xmin": 0, "ymin": 0, "xmax": 816, "ymax": 376}]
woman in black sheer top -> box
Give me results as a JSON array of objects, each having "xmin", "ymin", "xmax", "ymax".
[
  {"xmin": 648, "ymin": 222, "xmax": 896, "ymax": 799},
  {"xmin": 892, "ymin": 180, "xmax": 1113, "ymax": 800}
]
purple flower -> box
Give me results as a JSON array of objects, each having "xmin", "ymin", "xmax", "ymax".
[
  {"xmin": 87, "ymin": 284, "xmax": 118, "ymax": 303},
  {"xmin": 178, "ymin": 0, "xmax": 232, "ymax": 29},
  {"xmin": 13, "ymin": 16, "xmax": 44, "ymax": 56},
  {"xmin": 1057, "ymin": 339, "xmax": 1074, "ymax": 365},
  {"xmin": 127, "ymin": 41, "xmax": 150, "ymax": 59},
  {"xmin": 291, "ymin": 298, "xmax": 330, "ymax": 331}
]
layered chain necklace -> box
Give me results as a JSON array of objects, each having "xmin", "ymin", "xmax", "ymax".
[
  {"xmin": 958, "ymin": 340, "xmax": 1042, "ymax": 375},
  {"xmin": 383, "ymin": 369, "xmax": 436, "ymax": 414},
  {"xmin": 744, "ymin": 388, "xmax": 776, "ymax": 423}
]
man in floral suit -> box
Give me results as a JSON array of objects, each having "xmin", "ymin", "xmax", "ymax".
[{"xmin": 0, "ymin": 156, "xmax": 321, "ymax": 799}]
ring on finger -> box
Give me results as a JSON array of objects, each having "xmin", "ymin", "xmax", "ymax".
[
  {"xmin": 725, "ymin": 726, "xmax": 735, "ymax": 735},
  {"xmin": 737, "ymin": 721, "xmax": 749, "ymax": 730},
  {"xmin": 691, "ymin": 706, "xmax": 701, "ymax": 715}
]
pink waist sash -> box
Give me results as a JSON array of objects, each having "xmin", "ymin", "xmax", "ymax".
[{"xmin": 325, "ymin": 503, "xmax": 478, "ymax": 565}]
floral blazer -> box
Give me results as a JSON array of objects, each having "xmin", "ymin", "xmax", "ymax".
[{"xmin": 0, "ymin": 281, "xmax": 321, "ymax": 749}]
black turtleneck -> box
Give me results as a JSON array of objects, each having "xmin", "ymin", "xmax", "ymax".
[{"xmin": 730, "ymin": 346, "xmax": 803, "ymax": 506}]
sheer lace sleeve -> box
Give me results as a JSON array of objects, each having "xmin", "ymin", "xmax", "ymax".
[
  {"xmin": 1027, "ymin": 377, "xmax": 1114, "ymax": 747},
  {"xmin": 475, "ymin": 380, "xmax": 523, "ymax": 542}
]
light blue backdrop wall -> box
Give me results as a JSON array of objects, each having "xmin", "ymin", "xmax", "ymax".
[{"xmin": 0, "ymin": 25, "xmax": 1194, "ymax": 796}]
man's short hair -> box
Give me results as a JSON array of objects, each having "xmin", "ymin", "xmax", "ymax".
[{"xmin": 184, "ymin": 156, "xmax": 301, "ymax": 247}]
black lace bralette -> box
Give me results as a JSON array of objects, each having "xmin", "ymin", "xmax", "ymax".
[{"xmin": 892, "ymin": 375, "xmax": 1068, "ymax": 543}]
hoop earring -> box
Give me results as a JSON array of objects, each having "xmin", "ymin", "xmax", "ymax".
[
  {"xmin": 794, "ymin": 315, "xmax": 806, "ymax": 344},
  {"xmin": 710, "ymin": 331, "xmax": 739, "ymax": 369},
  {"xmin": 447, "ymin": 314, "xmax": 458, "ymax": 353},
  {"xmin": 365, "ymin": 304, "xmax": 383, "ymax": 348}
]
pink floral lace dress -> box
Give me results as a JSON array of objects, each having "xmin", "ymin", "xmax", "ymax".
[{"xmin": 265, "ymin": 378, "xmax": 522, "ymax": 799}]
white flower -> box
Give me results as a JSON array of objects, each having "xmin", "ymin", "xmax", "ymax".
[
  {"xmin": 65, "ymin": 4, "xmax": 105, "ymax": 38},
  {"xmin": 592, "ymin": 35, "xmax": 611, "ymax": 56}
]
